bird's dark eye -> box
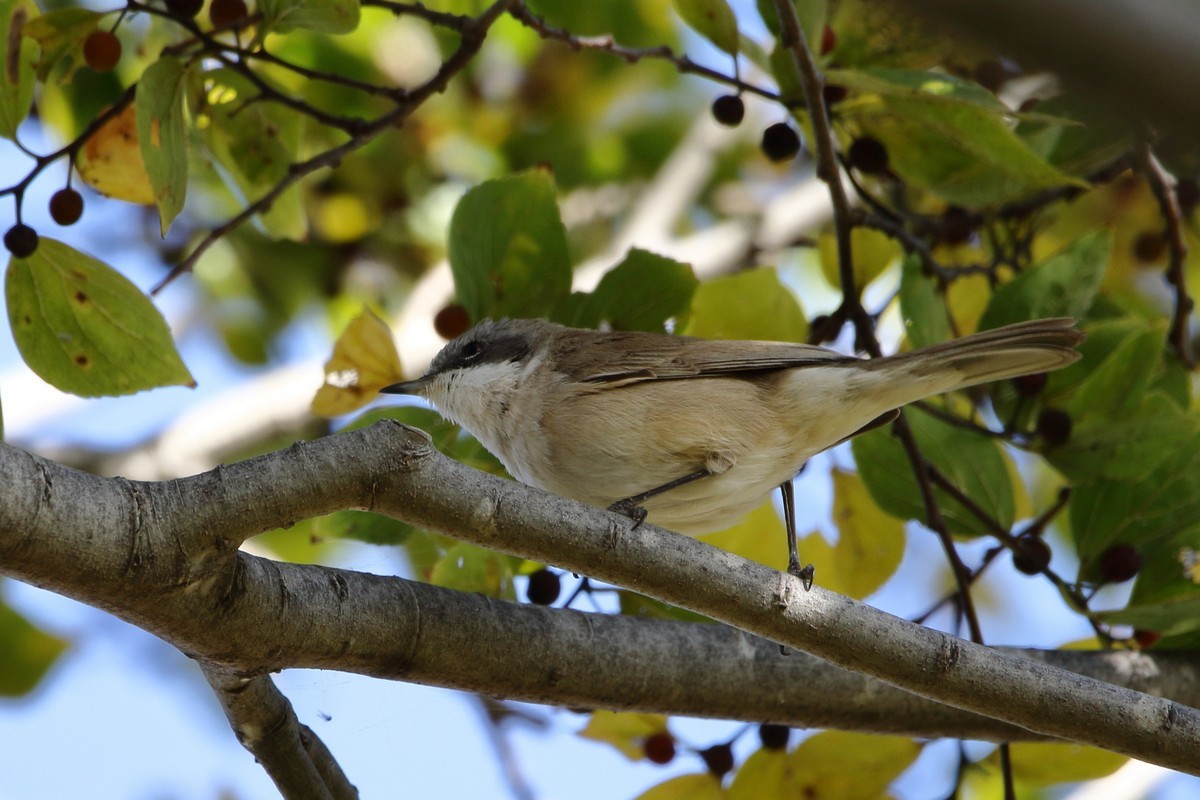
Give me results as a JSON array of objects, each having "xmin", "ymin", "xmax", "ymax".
[{"xmin": 461, "ymin": 340, "xmax": 482, "ymax": 361}]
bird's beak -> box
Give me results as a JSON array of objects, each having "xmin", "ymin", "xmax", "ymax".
[{"xmin": 379, "ymin": 375, "xmax": 432, "ymax": 396}]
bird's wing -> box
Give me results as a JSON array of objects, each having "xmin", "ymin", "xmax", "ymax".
[{"xmin": 553, "ymin": 331, "xmax": 859, "ymax": 386}]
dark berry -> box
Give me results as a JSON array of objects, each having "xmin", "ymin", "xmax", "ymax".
[
  {"xmin": 82, "ymin": 30, "xmax": 121, "ymax": 73},
  {"xmin": 758, "ymin": 724, "xmax": 790, "ymax": 750},
  {"xmin": 847, "ymin": 136, "xmax": 889, "ymax": 175},
  {"xmin": 1132, "ymin": 629, "xmax": 1161, "ymax": 649},
  {"xmin": 1012, "ymin": 534, "xmax": 1051, "ymax": 575},
  {"xmin": 525, "ymin": 568, "xmax": 561, "ymax": 605},
  {"xmin": 699, "ymin": 743, "xmax": 735, "ymax": 777},
  {"xmin": 1099, "ymin": 544, "xmax": 1142, "ymax": 584},
  {"xmin": 1036, "ymin": 408, "xmax": 1072, "ymax": 447},
  {"xmin": 49, "ymin": 188, "xmax": 84, "ymax": 226},
  {"xmin": 761, "ymin": 122, "xmax": 801, "ymax": 162},
  {"xmin": 643, "ymin": 732, "xmax": 676, "ymax": 765},
  {"xmin": 711, "ymin": 94, "xmax": 745, "ymax": 127},
  {"xmin": 1132, "ymin": 230, "xmax": 1167, "ymax": 263},
  {"xmin": 822, "ymin": 84, "xmax": 847, "ymax": 106},
  {"xmin": 1012, "ymin": 372, "xmax": 1047, "ymax": 398},
  {"xmin": 820, "ymin": 25, "xmax": 836, "ymax": 56},
  {"xmin": 209, "ymin": 0, "xmax": 249, "ymax": 28},
  {"xmin": 165, "ymin": 0, "xmax": 204, "ymax": 17},
  {"xmin": 4, "ymin": 224, "xmax": 39, "ymax": 258},
  {"xmin": 938, "ymin": 206, "xmax": 975, "ymax": 246},
  {"xmin": 434, "ymin": 304, "xmax": 471, "ymax": 340}
]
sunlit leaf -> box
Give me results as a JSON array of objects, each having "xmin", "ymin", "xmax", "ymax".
[
  {"xmin": 6, "ymin": 238, "xmax": 194, "ymax": 396},
  {"xmin": 1002, "ymin": 742, "xmax": 1127, "ymax": 786},
  {"xmin": 824, "ymin": 468, "xmax": 905, "ymax": 598},
  {"xmin": 194, "ymin": 67, "xmax": 306, "ymax": 239},
  {"xmin": 684, "ymin": 268, "xmax": 806, "ymax": 342},
  {"xmin": 672, "ymin": 0, "xmax": 739, "ymax": 56},
  {"xmin": 0, "ymin": 0, "xmax": 38, "ymax": 139},
  {"xmin": 784, "ymin": 731, "xmax": 921, "ymax": 798},
  {"xmin": 579, "ymin": 711, "xmax": 668, "ymax": 760},
  {"xmin": 817, "ymin": 224, "xmax": 901, "ymax": 294},
  {"xmin": 729, "ymin": 748, "xmax": 789, "ymax": 799},
  {"xmin": 137, "ymin": 56, "xmax": 190, "ymax": 236},
  {"xmin": 259, "ymin": 0, "xmax": 361, "ymax": 34},
  {"xmin": 0, "ymin": 599, "xmax": 69, "ymax": 697},
  {"xmin": 77, "ymin": 103, "xmax": 156, "ymax": 204},
  {"xmin": 898, "ymin": 253, "xmax": 950, "ymax": 348},
  {"xmin": 448, "ymin": 169, "xmax": 571, "ymax": 322},
  {"xmin": 637, "ymin": 773, "xmax": 725, "ymax": 800},
  {"xmin": 702, "ymin": 501, "xmax": 790, "ymax": 572},
  {"xmin": 429, "ymin": 541, "xmax": 516, "ymax": 598},
  {"xmin": 311, "ymin": 307, "xmax": 404, "ymax": 417}
]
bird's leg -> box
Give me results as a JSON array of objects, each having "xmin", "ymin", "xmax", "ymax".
[
  {"xmin": 607, "ymin": 469, "xmax": 712, "ymax": 529},
  {"xmin": 779, "ymin": 480, "xmax": 814, "ymax": 590}
]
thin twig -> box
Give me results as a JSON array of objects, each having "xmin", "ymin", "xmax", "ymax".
[{"xmin": 1135, "ymin": 140, "xmax": 1194, "ymax": 369}]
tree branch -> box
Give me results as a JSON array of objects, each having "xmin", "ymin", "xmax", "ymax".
[{"xmin": 3, "ymin": 428, "xmax": 1200, "ymax": 772}]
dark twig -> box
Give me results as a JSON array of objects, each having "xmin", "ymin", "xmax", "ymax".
[
  {"xmin": 152, "ymin": 0, "xmax": 517, "ymax": 292},
  {"xmin": 1135, "ymin": 140, "xmax": 1194, "ymax": 369},
  {"xmin": 507, "ymin": 2, "xmax": 780, "ymax": 102}
]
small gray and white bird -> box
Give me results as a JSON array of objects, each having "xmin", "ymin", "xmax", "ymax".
[{"xmin": 382, "ymin": 317, "xmax": 1083, "ymax": 582}]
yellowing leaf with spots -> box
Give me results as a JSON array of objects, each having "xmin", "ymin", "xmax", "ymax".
[
  {"xmin": 5, "ymin": 238, "xmax": 194, "ymax": 396},
  {"xmin": 77, "ymin": 103, "xmax": 156, "ymax": 205},
  {"xmin": 312, "ymin": 307, "xmax": 403, "ymax": 416}
]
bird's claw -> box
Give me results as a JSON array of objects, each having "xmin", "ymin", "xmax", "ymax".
[{"xmin": 608, "ymin": 499, "xmax": 649, "ymax": 529}]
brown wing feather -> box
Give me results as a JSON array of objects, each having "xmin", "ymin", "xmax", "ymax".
[{"xmin": 549, "ymin": 327, "xmax": 857, "ymax": 385}]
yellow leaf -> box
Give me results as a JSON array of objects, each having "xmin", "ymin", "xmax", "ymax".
[
  {"xmin": 76, "ymin": 104, "xmax": 156, "ymax": 205},
  {"xmin": 826, "ymin": 469, "xmax": 906, "ymax": 598},
  {"xmin": 702, "ymin": 501, "xmax": 790, "ymax": 572},
  {"xmin": 578, "ymin": 711, "xmax": 668, "ymax": 760},
  {"xmin": 728, "ymin": 749, "xmax": 790, "ymax": 799},
  {"xmin": 787, "ymin": 731, "xmax": 922, "ymax": 799},
  {"xmin": 1001, "ymin": 742, "xmax": 1128, "ymax": 786},
  {"xmin": 818, "ymin": 226, "xmax": 901, "ymax": 293},
  {"xmin": 311, "ymin": 307, "xmax": 404, "ymax": 416},
  {"xmin": 637, "ymin": 773, "xmax": 726, "ymax": 800}
]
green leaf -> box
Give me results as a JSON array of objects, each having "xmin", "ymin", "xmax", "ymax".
[
  {"xmin": 683, "ymin": 267, "xmax": 807, "ymax": 341},
  {"xmin": 557, "ymin": 248, "xmax": 696, "ymax": 331},
  {"xmin": 448, "ymin": 170, "xmax": 572, "ymax": 322},
  {"xmin": 1047, "ymin": 392, "xmax": 1198, "ymax": 484},
  {"xmin": 756, "ymin": 0, "xmax": 827, "ymax": 50},
  {"xmin": 853, "ymin": 407, "xmax": 1014, "ymax": 537},
  {"xmin": 194, "ymin": 67, "xmax": 306, "ymax": 239},
  {"xmin": 21, "ymin": 7, "xmax": 100, "ymax": 81},
  {"xmin": 898, "ymin": 254, "xmax": 950, "ymax": 348},
  {"xmin": 1016, "ymin": 95, "xmax": 1132, "ymax": 177},
  {"xmin": 429, "ymin": 541, "xmax": 516, "ymax": 598},
  {"xmin": 672, "ymin": 0, "xmax": 739, "ymax": 56},
  {"xmin": 258, "ymin": 0, "xmax": 361, "ymax": 34},
  {"xmin": 978, "ymin": 231, "xmax": 1110, "ymax": 331},
  {"xmin": 0, "ymin": 0, "xmax": 39, "ymax": 140},
  {"xmin": 837, "ymin": 68, "xmax": 1084, "ymax": 208},
  {"xmin": 1068, "ymin": 424, "xmax": 1200, "ymax": 559},
  {"xmin": 1064, "ymin": 319, "xmax": 1164, "ymax": 420},
  {"xmin": 137, "ymin": 57, "xmax": 190, "ymax": 236},
  {"xmin": 0, "ymin": 598, "xmax": 68, "ymax": 697},
  {"xmin": 6, "ymin": 238, "xmax": 194, "ymax": 397},
  {"xmin": 817, "ymin": 225, "xmax": 901, "ymax": 293}
]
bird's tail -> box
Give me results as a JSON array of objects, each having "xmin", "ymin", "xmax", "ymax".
[{"xmin": 865, "ymin": 317, "xmax": 1085, "ymax": 407}]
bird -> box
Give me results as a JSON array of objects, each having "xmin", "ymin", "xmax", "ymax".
[{"xmin": 382, "ymin": 317, "xmax": 1084, "ymax": 585}]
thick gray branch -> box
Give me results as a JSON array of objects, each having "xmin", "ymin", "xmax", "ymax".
[{"xmin": 2, "ymin": 426, "xmax": 1200, "ymax": 772}]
